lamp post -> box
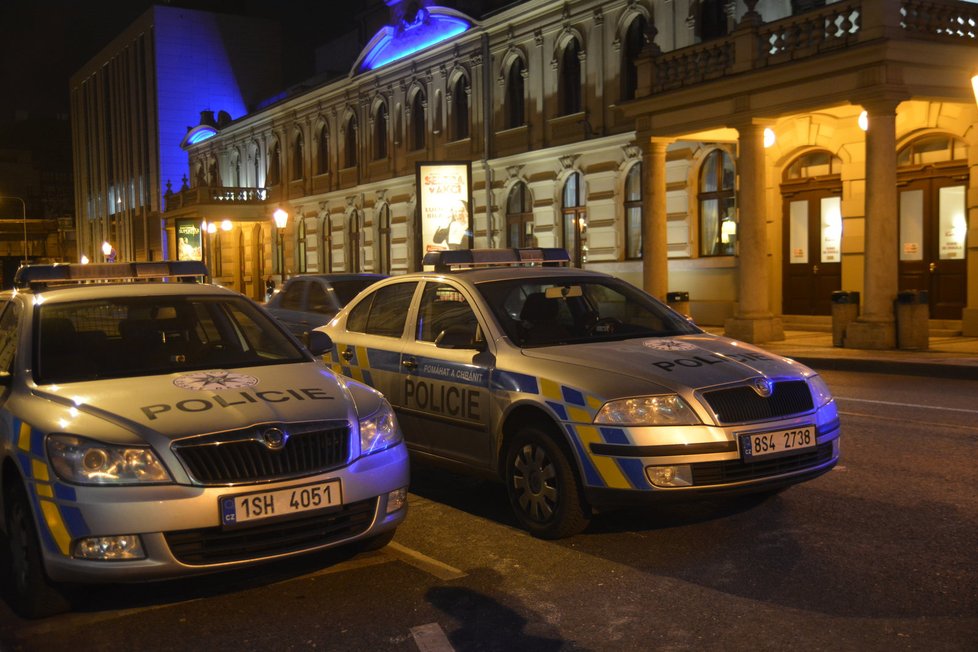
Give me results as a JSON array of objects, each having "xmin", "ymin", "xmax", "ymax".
[
  {"xmin": 0, "ymin": 195, "xmax": 27, "ymax": 265},
  {"xmin": 273, "ymin": 208, "xmax": 288, "ymax": 280}
]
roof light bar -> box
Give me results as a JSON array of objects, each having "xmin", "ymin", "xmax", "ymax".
[
  {"xmin": 14, "ymin": 261, "xmax": 210, "ymax": 289},
  {"xmin": 422, "ymin": 248, "xmax": 570, "ymax": 271}
]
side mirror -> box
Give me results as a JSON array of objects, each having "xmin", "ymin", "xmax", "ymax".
[
  {"xmin": 304, "ymin": 330, "xmax": 334, "ymax": 355},
  {"xmin": 435, "ymin": 325, "xmax": 486, "ymax": 351}
]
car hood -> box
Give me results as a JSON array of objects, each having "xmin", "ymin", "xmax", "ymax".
[
  {"xmin": 519, "ymin": 334, "xmax": 810, "ymax": 392},
  {"xmin": 33, "ymin": 363, "xmax": 354, "ymax": 443}
]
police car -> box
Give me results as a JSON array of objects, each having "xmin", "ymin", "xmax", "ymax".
[
  {"xmin": 0, "ymin": 262, "xmax": 408, "ymax": 618},
  {"xmin": 319, "ymin": 248, "xmax": 839, "ymax": 539}
]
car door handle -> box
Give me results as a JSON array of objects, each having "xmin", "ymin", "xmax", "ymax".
[
  {"xmin": 401, "ymin": 358, "xmax": 417, "ymax": 371},
  {"xmin": 341, "ymin": 348, "xmax": 354, "ymax": 361}
]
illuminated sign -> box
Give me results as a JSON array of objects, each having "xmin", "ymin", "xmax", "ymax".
[
  {"xmin": 176, "ymin": 220, "xmax": 203, "ymax": 261},
  {"xmin": 356, "ymin": 7, "xmax": 472, "ymax": 73},
  {"xmin": 416, "ymin": 162, "xmax": 472, "ymax": 265}
]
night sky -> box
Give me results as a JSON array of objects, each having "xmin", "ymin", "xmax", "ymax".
[{"xmin": 0, "ymin": 0, "xmax": 366, "ymax": 124}]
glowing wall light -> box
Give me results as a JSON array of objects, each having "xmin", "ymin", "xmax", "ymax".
[
  {"xmin": 858, "ymin": 111, "xmax": 868, "ymax": 131},
  {"xmin": 763, "ymin": 128, "xmax": 776, "ymax": 148}
]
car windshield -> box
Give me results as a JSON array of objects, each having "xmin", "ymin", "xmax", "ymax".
[
  {"xmin": 477, "ymin": 276, "xmax": 701, "ymax": 347},
  {"xmin": 34, "ymin": 295, "xmax": 308, "ymax": 384}
]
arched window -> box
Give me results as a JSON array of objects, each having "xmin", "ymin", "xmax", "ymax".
[
  {"xmin": 377, "ymin": 204, "xmax": 391, "ymax": 274},
  {"xmin": 698, "ymin": 149, "xmax": 736, "ymax": 257},
  {"xmin": 268, "ymin": 140, "xmax": 281, "ymax": 186},
  {"xmin": 506, "ymin": 58, "xmax": 526, "ymax": 129},
  {"xmin": 348, "ymin": 211, "xmax": 363, "ymax": 272},
  {"xmin": 450, "ymin": 76, "xmax": 470, "ymax": 141},
  {"xmin": 506, "ymin": 182, "xmax": 533, "ymax": 248},
  {"xmin": 559, "ymin": 38, "xmax": 582, "ymax": 116},
  {"xmin": 317, "ymin": 124, "xmax": 329, "ymax": 175},
  {"xmin": 345, "ymin": 114, "xmax": 358, "ymax": 168},
  {"xmin": 373, "ymin": 102, "xmax": 388, "ymax": 160},
  {"xmin": 297, "ymin": 218, "xmax": 308, "ymax": 273},
  {"xmin": 625, "ymin": 163, "xmax": 643, "ymax": 259},
  {"xmin": 410, "ymin": 89, "xmax": 426, "ymax": 151},
  {"xmin": 292, "ymin": 133, "xmax": 304, "ymax": 180},
  {"xmin": 321, "ymin": 213, "xmax": 333, "ymax": 272},
  {"xmin": 252, "ymin": 143, "xmax": 261, "ymax": 187},
  {"xmin": 621, "ymin": 15, "xmax": 648, "ymax": 102},
  {"xmin": 786, "ymin": 150, "xmax": 843, "ymax": 179},
  {"xmin": 562, "ymin": 172, "xmax": 586, "ymax": 267}
]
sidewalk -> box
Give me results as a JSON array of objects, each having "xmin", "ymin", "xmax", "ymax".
[{"xmin": 704, "ymin": 327, "xmax": 978, "ymax": 380}]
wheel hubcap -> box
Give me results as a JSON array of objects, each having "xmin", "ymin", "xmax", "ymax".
[{"xmin": 512, "ymin": 443, "xmax": 558, "ymax": 523}]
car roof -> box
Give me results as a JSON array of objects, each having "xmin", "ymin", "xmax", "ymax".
[
  {"xmin": 389, "ymin": 265, "xmax": 610, "ymax": 285},
  {"xmin": 10, "ymin": 281, "xmax": 242, "ymax": 304},
  {"xmin": 284, "ymin": 273, "xmax": 386, "ymax": 283}
]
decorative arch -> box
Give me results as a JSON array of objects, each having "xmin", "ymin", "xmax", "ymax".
[
  {"xmin": 500, "ymin": 49, "xmax": 527, "ymax": 129},
  {"xmin": 292, "ymin": 127, "xmax": 305, "ymax": 180},
  {"xmin": 554, "ymin": 31, "xmax": 585, "ymax": 116},
  {"xmin": 407, "ymin": 82, "xmax": 427, "ymax": 151},
  {"xmin": 343, "ymin": 108, "xmax": 359, "ymax": 169},
  {"xmin": 371, "ymin": 95, "xmax": 390, "ymax": 160},
  {"xmin": 315, "ymin": 118, "xmax": 330, "ymax": 175},
  {"xmin": 267, "ymin": 136, "xmax": 282, "ymax": 186},
  {"xmin": 448, "ymin": 67, "xmax": 471, "ymax": 141},
  {"xmin": 617, "ymin": 8, "xmax": 650, "ymax": 102}
]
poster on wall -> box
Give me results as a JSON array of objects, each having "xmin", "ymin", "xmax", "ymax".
[
  {"xmin": 416, "ymin": 161, "xmax": 472, "ymax": 265},
  {"xmin": 176, "ymin": 220, "xmax": 203, "ymax": 261}
]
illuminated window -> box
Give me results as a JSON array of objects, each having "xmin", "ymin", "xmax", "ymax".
[
  {"xmin": 621, "ymin": 14, "xmax": 648, "ymax": 101},
  {"xmin": 624, "ymin": 163, "xmax": 643, "ymax": 260},
  {"xmin": 506, "ymin": 182, "xmax": 534, "ymax": 248},
  {"xmin": 374, "ymin": 102, "xmax": 389, "ymax": 160},
  {"xmin": 506, "ymin": 58, "xmax": 526, "ymax": 129},
  {"xmin": 698, "ymin": 149, "xmax": 736, "ymax": 257},
  {"xmin": 562, "ymin": 172, "xmax": 587, "ymax": 266},
  {"xmin": 558, "ymin": 38, "xmax": 582, "ymax": 116}
]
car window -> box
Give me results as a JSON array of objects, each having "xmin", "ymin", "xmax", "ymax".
[
  {"xmin": 347, "ymin": 282, "xmax": 417, "ymax": 338},
  {"xmin": 33, "ymin": 295, "xmax": 309, "ymax": 384},
  {"xmin": 417, "ymin": 283, "xmax": 480, "ymax": 344},
  {"xmin": 307, "ymin": 282, "xmax": 334, "ymax": 314},
  {"xmin": 330, "ymin": 279, "xmax": 379, "ymax": 306},
  {"xmin": 0, "ymin": 301, "xmax": 20, "ymax": 374},
  {"xmin": 279, "ymin": 280, "xmax": 306, "ymax": 310},
  {"xmin": 477, "ymin": 276, "xmax": 700, "ymax": 347}
]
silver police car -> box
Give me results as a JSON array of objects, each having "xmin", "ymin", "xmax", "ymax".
[
  {"xmin": 0, "ymin": 262, "xmax": 408, "ymax": 618},
  {"xmin": 320, "ymin": 249, "xmax": 839, "ymax": 539}
]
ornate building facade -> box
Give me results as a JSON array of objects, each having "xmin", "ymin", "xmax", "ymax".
[{"xmin": 161, "ymin": 0, "xmax": 978, "ymax": 345}]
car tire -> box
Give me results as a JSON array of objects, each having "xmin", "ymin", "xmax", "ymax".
[
  {"xmin": 504, "ymin": 426, "xmax": 590, "ymax": 539},
  {"xmin": 4, "ymin": 480, "xmax": 72, "ymax": 618}
]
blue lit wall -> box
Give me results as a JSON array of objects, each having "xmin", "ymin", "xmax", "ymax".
[
  {"xmin": 153, "ymin": 7, "xmax": 281, "ymax": 195},
  {"xmin": 356, "ymin": 7, "xmax": 472, "ymax": 74}
]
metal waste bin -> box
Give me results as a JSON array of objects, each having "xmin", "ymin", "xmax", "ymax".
[
  {"xmin": 666, "ymin": 291, "xmax": 690, "ymax": 317},
  {"xmin": 830, "ymin": 290, "xmax": 860, "ymax": 347},
  {"xmin": 894, "ymin": 290, "xmax": 929, "ymax": 350}
]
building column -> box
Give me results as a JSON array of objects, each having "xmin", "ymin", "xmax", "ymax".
[
  {"xmin": 725, "ymin": 120, "xmax": 783, "ymax": 343},
  {"xmin": 845, "ymin": 99, "xmax": 900, "ymax": 349},
  {"xmin": 642, "ymin": 136, "xmax": 671, "ymax": 300}
]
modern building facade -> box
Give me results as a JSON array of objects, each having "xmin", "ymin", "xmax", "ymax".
[
  {"xmin": 70, "ymin": 5, "xmax": 282, "ymax": 263},
  {"xmin": 154, "ymin": 0, "xmax": 977, "ymax": 345}
]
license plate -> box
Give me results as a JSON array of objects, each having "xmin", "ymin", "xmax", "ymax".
[
  {"xmin": 220, "ymin": 479, "xmax": 342, "ymax": 527},
  {"xmin": 740, "ymin": 426, "xmax": 816, "ymax": 461}
]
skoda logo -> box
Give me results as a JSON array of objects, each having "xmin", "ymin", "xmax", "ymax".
[
  {"xmin": 260, "ymin": 428, "xmax": 288, "ymax": 451},
  {"xmin": 751, "ymin": 377, "xmax": 774, "ymax": 398}
]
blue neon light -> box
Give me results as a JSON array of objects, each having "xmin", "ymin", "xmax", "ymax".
[
  {"xmin": 359, "ymin": 10, "xmax": 471, "ymax": 73},
  {"xmin": 187, "ymin": 127, "xmax": 217, "ymax": 145}
]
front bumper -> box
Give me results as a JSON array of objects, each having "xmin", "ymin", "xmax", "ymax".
[{"xmin": 39, "ymin": 443, "xmax": 409, "ymax": 583}]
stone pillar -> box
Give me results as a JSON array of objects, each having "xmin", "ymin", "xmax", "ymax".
[
  {"xmin": 845, "ymin": 99, "xmax": 900, "ymax": 349},
  {"xmin": 642, "ymin": 136, "xmax": 671, "ymax": 300},
  {"xmin": 724, "ymin": 121, "xmax": 783, "ymax": 343}
]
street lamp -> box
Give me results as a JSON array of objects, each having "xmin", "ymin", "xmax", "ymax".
[
  {"xmin": 102, "ymin": 241, "xmax": 117, "ymax": 262},
  {"xmin": 273, "ymin": 208, "xmax": 288, "ymax": 279},
  {"xmin": 0, "ymin": 195, "xmax": 27, "ymax": 265}
]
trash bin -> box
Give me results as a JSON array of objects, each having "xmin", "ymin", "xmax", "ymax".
[
  {"xmin": 666, "ymin": 291, "xmax": 690, "ymax": 317},
  {"xmin": 894, "ymin": 290, "xmax": 929, "ymax": 350},
  {"xmin": 830, "ymin": 290, "xmax": 860, "ymax": 347}
]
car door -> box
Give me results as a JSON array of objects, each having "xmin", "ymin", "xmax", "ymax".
[{"xmin": 397, "ymin": 280, "xmax": 494, "ymax": 470}]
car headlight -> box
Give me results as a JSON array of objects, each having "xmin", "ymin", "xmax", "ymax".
[
  {"xmin": 360, "ymin": 399, "xmax": 402, "ymax": 456},
  {"xmin": 594, "ymin": 395, "xmax": 700, "ymax": 426},
  {"xmin": 47, "ymin": 435, "xmax": 172, "ymax": 485},
  {"xmin": 807, "ymin": 374, "xmax": 834, "ymax": 408}
]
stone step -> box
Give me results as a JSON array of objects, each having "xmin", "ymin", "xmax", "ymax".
[{"xmin": 781, "ymin": 315, "xmax": 961, "ymax": 337}]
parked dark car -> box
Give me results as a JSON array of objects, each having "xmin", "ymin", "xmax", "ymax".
[{"xmin": 265, "ymin": 274, "xmax": 386, "ymax": 335}]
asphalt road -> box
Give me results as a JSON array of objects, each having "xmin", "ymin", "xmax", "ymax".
[{"xmin": 1, "ymin": 370, "xmax": 976, "ymax": 651}]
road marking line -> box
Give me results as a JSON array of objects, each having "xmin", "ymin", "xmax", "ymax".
[
  {"xmin": 838, "ymin": 396, "xmax": 978, "ymax": 415},
  {"xmin": 411, "ymin": 623, "xmax": 455, "ymax": 652},
  {"xmin": 385, "ymin": 541, "xmax": 467, "ymax": 581}
]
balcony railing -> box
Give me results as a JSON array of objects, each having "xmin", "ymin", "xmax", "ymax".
[
  {"xmin": 164, "ymin": 186, "xmax": 268, "ymax": 212},
  {"xmin": 647, "ymin": 0, "xmax": 978, "ymax": 95}
]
